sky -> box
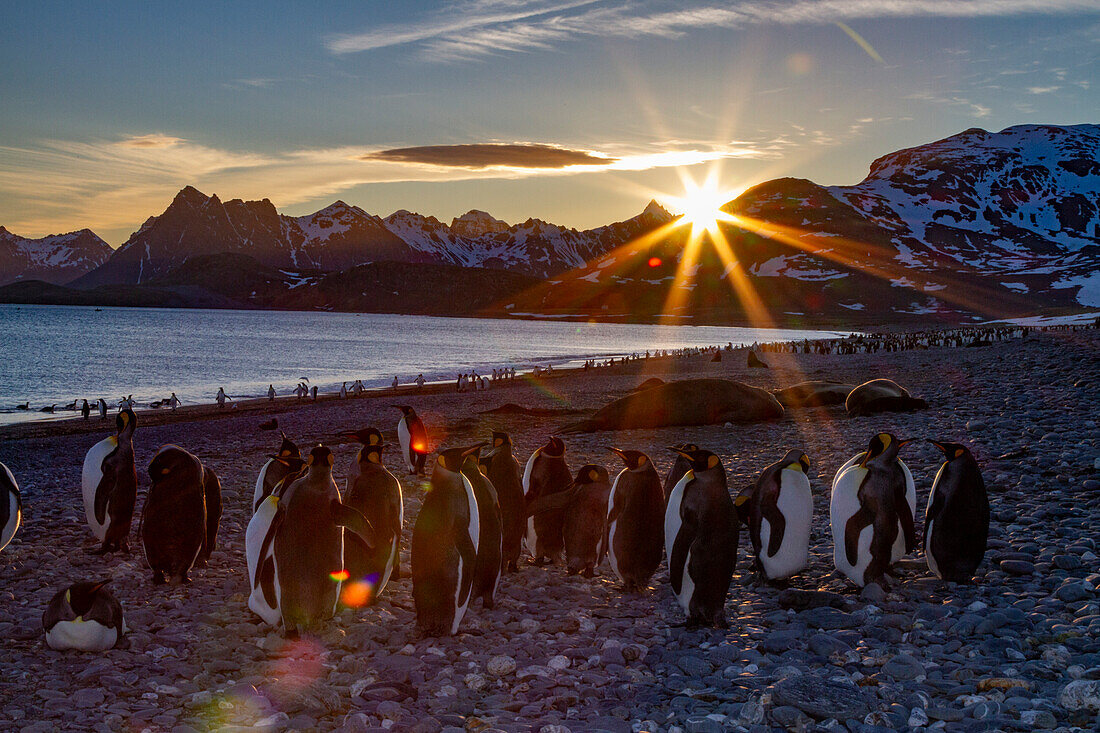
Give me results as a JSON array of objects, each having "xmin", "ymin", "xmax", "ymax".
[{"xmin": 1, "ymin": 0, "xmax": 1098, "ymax": 246}]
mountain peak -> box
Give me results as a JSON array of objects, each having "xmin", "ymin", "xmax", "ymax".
[
  {"xmin": 641, "ymin": 199, "xmax": 672, "ymax": 221},
  {"xmin": 451, "ymin": 209, "xmax": 510, "ymax": 238}
]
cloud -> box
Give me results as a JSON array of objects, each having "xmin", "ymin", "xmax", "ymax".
[
  {"xmin": 116, "ymin": 134, "xmax": 186, "ymax": 148},
  {"xmin": 360, "ymin": 143, "xmax": 613, "ymax": 169},
  {"xmin": 328, "ymin": 0, "xmax": 1100, "ymax": 62},
  {"xmin": 1026, "ymin": 85, "xmax": 1061, "ymax": 94},
  {"xmin": 0, "ymin": 134, "xmax": 775, "ymax": 242}
]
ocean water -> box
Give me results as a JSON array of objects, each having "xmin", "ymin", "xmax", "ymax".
[{"xmin": 0, "ymin": 304, "xmax": 848, "ymax": 423}]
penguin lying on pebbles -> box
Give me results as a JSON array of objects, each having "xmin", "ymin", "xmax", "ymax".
[{"xmin": 43, "ymin": 581, "xmax": 125, "ymax": 651}]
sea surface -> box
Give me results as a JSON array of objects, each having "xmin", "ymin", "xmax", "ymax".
[{"xmin": 0, "ymin": 304, "xmax": 849, "ymax": 424}]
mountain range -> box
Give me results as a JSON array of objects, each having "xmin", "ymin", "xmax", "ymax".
[{"xmin": 2, "ymin": 123, "xmax": 1098, "ymax": 324}]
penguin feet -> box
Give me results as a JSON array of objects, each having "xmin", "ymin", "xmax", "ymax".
[
  {"xmin": 529, "ymin": 556, "xmax": 552, "ymax": 567},
  {"xmin": 194, "ymin": 558, "xmax": 208, "ymax": 569},
  {"xmin": 581, "ymin": 567, "xmax": 595, "ymax": 579}
]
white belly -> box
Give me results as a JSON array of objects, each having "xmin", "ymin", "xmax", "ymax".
[
  {"xmin": 674, "ymin": 549, "xmax": 695, "ymax": 612},
  {"xmin": 245, "ymin": 497, "xmax": 281, "ymax": 625},
  {"xmin": 760, "ymin": 469, "xmax": 811, "ymax": 579},
  {"xmin": 925, "ymin": 463, "xmax": 946, "ymax": 578},
  {"xmin": 522, "ymin": 450, "xmax": 539, "ymax": 554},
  {"xmin": 2, "ymin": 487, "xmax": 20, "ymax": 552},
  {"xmin": 830, "ymin": 466, "xmax": 873, "ymax": 586},
  {"xmin": 253, "ymin": 459, "xmax": 274, "ymax": 512},
  {"xmin": 46, "ymin": 620, "xmax": 118, "ymax": 652},
  {"xmin": 81, "ymin": 437, "xmax": 116, "ymax": 541},
  {"xmin": 606, "ymin": 471, "xmax": 623, "ymax": 581},
  {"xmin": 451, "ymin": 474, "xmax": 481, "ymax": 634},
  {"xmin": 397, "ymin": 419, "xmax": 413, "ymax": 472}
]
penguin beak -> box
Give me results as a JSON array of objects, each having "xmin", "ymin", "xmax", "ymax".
[
  {"xmin": 897, "ymin": 438, "xmax": 914, "ymax": 448},
  {"xmin": 668, "ymin": 447, "xmax": 692, "ymax": 459},
  {"xmin": 606, "ymin": 447, "xmax": 627, "ymax": 459}
]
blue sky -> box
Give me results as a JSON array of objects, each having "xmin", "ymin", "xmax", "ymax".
[{"xmin": 1, "ymin": 0, "xmax": 1098, "ymax": 244}]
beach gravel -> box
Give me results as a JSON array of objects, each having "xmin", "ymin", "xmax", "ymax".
[{"xmin": 1, "ymin": 329, "xmax": 1099, "ymax": 731}]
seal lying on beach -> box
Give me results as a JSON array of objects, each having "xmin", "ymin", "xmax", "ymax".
[
  {"xmin": 845, "ymin": 379, "xmax": 928, "ymax": 417},
  {"xmin": 772, "ymin": 381, "xmax": 856, "ymax": 408},
  {"xmin": 563, "ymin": 379, "xmax": 783, "ymax": 433}
]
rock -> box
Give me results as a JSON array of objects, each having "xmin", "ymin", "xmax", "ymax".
[
  {"xmin": 1059, "ymin": 679, "xmax": 1100, "ymax": 712},
  {"xmin": 486, "ymin": 656, "xmax": 517, "ymax": 678},
  {"xmin": 771, "ymin": 673, "xmax": 869, "ymax": 720},
  {"xmin": 882, "ymin": 654, "xmax": 925, "ymax": 682},
  {"xmin": 548, "ymin": 655, "xmax": 571, "ymax": 671},
  {"xmin": 1020, "ymin": 709, "xmax": 1057, "ymax": 729},
  {"xmin": 977, "ymin": 678, "xmax": 1030, "ymax": 693},
  {"xmin": 1055, "ymin": 583, "xmax": 1091, "ymax": 603},
  {"xmin": 770, "ymin": 705, "xmax": 812, "ymax": 729},
  {"xmin": 1000, "ymin": 560, "xmax": 1036, "ymax": 575},
  {"xmin": 777, "ymin": 589, "xmax": 847, "ymax": 611},
  {"xmin": 734, "ymin": 697, "xmax": 764, "ymax": 726},
  {"xmin": 860, "ymin": 583, "xmax": 886, "ymax": 604},
  {"xmin": 799, "ymin": 607, "xmax": 858, "ymax": 630}
]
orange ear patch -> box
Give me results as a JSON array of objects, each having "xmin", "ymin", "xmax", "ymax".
[
  {"xmin": 494, "ymin": 438, "xmax": 503, "ymax": 447},
  {"xmin": 707, "ymin": 455, "xmax": 720, "ymax": 469},
  {"xmin": 734, "ymin": 495, "xmax": 749, "ymax": 506},
  {"xmin": 955, "ymin": 448, "xmax": 964, "ymax": 458},
  {"xmin": 637, "ymin": 456, "xmax": 647, "ymax": 467},
  {"xmin": 588, "ymin": 469, "xmax": 598, "ymax": 481}
]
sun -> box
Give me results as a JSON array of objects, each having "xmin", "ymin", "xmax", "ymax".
[{"xmin": 667, "ymin": 178, "xmax": 736, "ymax": 238}]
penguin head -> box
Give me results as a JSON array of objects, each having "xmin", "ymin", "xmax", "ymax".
[
  {"xmin": 358, "ymin": 443, "xmax": 387, "ymax": 465},
  {"xmin": 340, "ymin": 427, "xmax": 382, "ymax": 446},
  {"xmin": 781, "ymin": 449, "xmax": 811, "ymax": 473},
  {"xmin": 393, "ymin": 405, "xmax": 415, "ymax": 417},
  {"xmin": 491, "ymin": 431, "xmax": 512, "ymax": 449},
  {"xmin": 271, "ymin": 454, "xmax": 307, "ymax": 474},
  {"xmin": 276, "ymin": 433, "xmax": 300, "ymax": 459},
  {"xmin": 64, "ymin": 580, "xmax": 111, "ymax": 620},
  {"xmin": 608, "ymin": 447, "xmax": 650, "ymax": 470},
  {"xmin": 541, "ymin": 436, "xmax": 566, "ymax": 457},
  {"xmin": 930, "ymin": 440, "xmax": 969, "ymax": 461},
  {"xmin": 306, "ymin": 445, "xmax": 335, "ymax": 468},
  {"xmin": 435, "ymin": 444, "xmax": 485, "ymax": 474},
  {"xmin": 116, "ymin": 408, "xmax": 136, "ymax": 434},
  {"xmin": 574, "ymin": 464, "xmax": 609, "ymax": 485},
  {"xmin": 668, "ymin": 447, "xmax": 721, "ymax": 472},
  {"xmin": 860, "ymin": 433, "xmax": 910, "ymax": 466}
]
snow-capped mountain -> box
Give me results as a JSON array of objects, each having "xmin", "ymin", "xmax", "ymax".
[
  {"xmin": 70, "ymin": 186, "xmax": 675, "ymax": 285},
  {"xmin": 0, "ymin": 227, "xmax": 112, "ymax": 285},
  {"xmin": 513, "ymin": 124, "xmax": 1100, "ymax": 320}
]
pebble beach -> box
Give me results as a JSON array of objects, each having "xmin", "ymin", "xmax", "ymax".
[{"xmin": 1, "ymin": 328, "xmax": 1099, "ymax": 733}]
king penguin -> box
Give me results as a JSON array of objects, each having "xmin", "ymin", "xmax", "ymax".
[
  {"xmin": 394, "ymin": 406, "xmax": 429, "ymax": 475},
  {"xmin": 412, "ymin": 445, "xmax": 482, "ymax": 636},
  {"xmin": 746, "ymin": 450, "xmax": 812, "ymax": 581},
  {"xmin": 43, "ymin": 580, "xmax": 126, "ymax": 651},
  {"xmin": 925, "ymin": 441, "xmax": 989, "ymax": 582},
  {"xmin": 254, "ymin": 433, "xmax": 301, "ymax": 513},
  {"xmin": 343, "ymin": 441, "xmax": 403, "ymax": 602},
  {"xmin": 562, "ymin": 464, "xmax": 612, "ymax": 577},
  {"xmin": 259, "ymin": 446, "xmax": 376, "ymax": 636},
  {"xmin": 664, "ymin": 448, "xmax": 737, "ymax": 627},
  {"xmin": 0, "ymin": 461, "xmax": 21, "ymax": 552},
  {"xmin": 141, "ymin": 446, "xmax": 216, "ymax": 585},
  {"xmin": 460, "ymin": 446, "xmax": 502, "ymax": 609},
  {"xmin": 246, "ymin": 456, "xmax": 306, "ymax": 625},
  {"xmin": 662, "ymin": 443, "xmax": 699, "ymax": 504},
  {"xmin": 830, "ymin": 433, "xmax": 917, "ymax": 588},
  {"xmin": 605, "ymin": 448, "xmax": 664, "ymax": 592},
  {"xmin": 482, "ymin": 431, "xmax": 526, "ymax": 573},
  {"xmin": 81, "ymin": 408, "xmax": 138, "ymax": 554},
  {"xmin": 523, "ymin": 436, "xmax": 572, "ymax": 565}
]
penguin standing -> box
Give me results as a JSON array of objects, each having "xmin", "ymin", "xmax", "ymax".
[
  {"xmin": 523, "ymin": 437, "xmax": 572, "ymax": 565},
  {"xmin": 925, "ymin": 441, "xmax": 989, "ymax": 582},
  {"xmin": 254, "ymin": 434, "xmax": 302, "ymax": 513},
  {"xmin": 832, "ymin": 433, "xmax": 917, "ymax": 565},
  {"xmin": 1, "ymin": 461, "xmax": 21, "ymax": 552},
  {"xmin": 482, "ymin": 431, "xmax": 525, "ymax": 573},
  {"xmin": 260, "ymin": 446, "xmax": 376, "ymax": 636},
  {"xmin": 81, "ymin": 409, "xmax": 137, "ymax": 554},
  {"xmin": 664, "ymin": 448, "xmax": 737, "ymax": 627},
  {"xmin": 605, "ymin": 448, "xmax": 664, "ymax": 591},
  {"xmin": 246, "ymin": 456, "xmax": 306, "ymax": 625},
  {"xmin": 141, "ymin": 446, "xmax": 214, "ymax": 585},
  {"xmin": 394, "ymin": 406, "xmax": 429, "ymax": 475},
  {"xmin": 460, "ymin": 447, "xmax": 502, "ymax": 609},
  {"xmin": 746, "ymin": 450, "xmax": 812, "ymax": 581},
  {"xmin": 412, "ymin": 445, "xmax": 482, "ymax": 636},
  {"xmin": 562, "ymin": 465, "xmax": 611, "ymax": 577},
  {"xmin": 830, "ymin": 433, "xmax": 917, "ymax": 587},
  {"xmin": 343, "ymin": 441, "xmax": 403, "ymax": 602},
  {"xmin": 42, "ymin": 580, "xmax": 125, "ymax": 651},
  {"xmin": 663, "ymin": 443, "xmax": 699, "ymax": 504}
]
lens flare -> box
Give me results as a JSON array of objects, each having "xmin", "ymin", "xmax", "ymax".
[
  {"xmin": 329, "ymin": 569, "xmax": 350, "ymax": 582},
  {"xmin": 340, "ymin": 580, "xmax": 373, "ymax": 607},
  {"xmin": 648, "ymin": 257, "xmax": 662, "ymax": 267}
]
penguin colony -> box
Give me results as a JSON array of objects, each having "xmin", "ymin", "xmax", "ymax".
[{"xmin": 4, "ymin": 388, "xmax": 994, "ymax": 651}]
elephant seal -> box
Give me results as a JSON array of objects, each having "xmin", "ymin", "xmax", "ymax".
[
  {"xmin": 563, "ymin": 379, "xmax": 783, "ymax": 433},
  {"xmin": 845, "ymin": 379, "xmax": 928, "ymax": 417},
  {"xmin": 773, "ymin": 381, "xmax": 855, "ymax": 408}
]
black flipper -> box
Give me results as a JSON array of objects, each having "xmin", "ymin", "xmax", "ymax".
[
  {"xmin": 895, "ymin": 486, "xmax": 917, "ymax": 555},
  {"xmin": 455, "ymin": 526, "xmax": 478, "ymax": 609},
  {"xmin": 260, "ymin": 557, "xmax": 278, "ymax": 610},
  {"xmin": 525, "ymin": 484, "xmax": 580, "ymax": 516},
  {"xmin": 93, "ymin": 456, "xmax": 116, "ymax": 526},
  {"xmin": 844, "ymin": 506, "xmax": 875, "ymax": 567},
  {"xmin": 760, "ymin": 494, "xmax": 787, "ymax": 558},
  {"xmin": 923, "ymin": 489, "xmax": 945, "ymax": 551},
  {"xmin": 331, "ymin": 499, "xmax": 376, "ymax": 549}
]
